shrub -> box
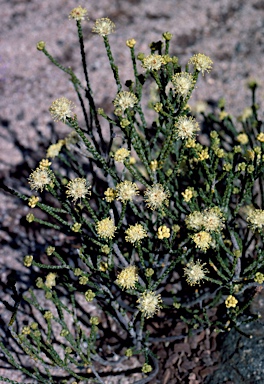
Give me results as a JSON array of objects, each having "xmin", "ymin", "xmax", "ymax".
[{"xmin": 1, "ymin": 5, "xmax": 263, "ymax": 383}]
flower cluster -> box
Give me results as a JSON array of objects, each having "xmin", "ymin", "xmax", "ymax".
[
  {"xmin": 92, "ymin": 18, "xmax": 115, "ymax": 36},
  {"xmin": 186, "ymin": 207, "xmax": 225, "ymax": 233},
  {"xmin": 104, "ymin": 188, "xmax": 117, "ymax": 202},
  {"xmin": 141, "ymin": 54, "xmax": 165, "ymax": 71},
  {"xmin": 225, "ymin": 295, "xmax": 238, "ymax": 308},
  {"xmin": 174, "ymin": 116, "xmax": 200, "ymax": 140},
  {"xmin": 45, "ymin": 273, "xmax": 57, "ymax": 289},
  {"xmin": 247, "ymin": 208, "xmax": 264, "ymax": 231},
  {"xmin": 49, "ymin": 97, "xmax": 75, "ymax": 123},
  {"xmin": 24, "ymin": 255, "xmax": 33, "ymax": 267},
  {"xmin": 116, "ymin": 265, "xmax": 138, "ymax": 290},
  {"xmin": 183, "ymin": 260, "xmax": 208, "ymax": 286},
  {"xmin": 125, "ymin": 223, "xmax": 147, "ymax": 244},
  {"xmin": 68, "ymin": 6, "xmax": 89, "ymax": 21},
  {"xmin": 192, "ymin": 231, "xmax": 213, "ymax": 252},
  {"xmin": 237, "ymin": 133, "xmax": 249, "ymax": 145},
  {"xmin": 96, "ymin": 217, "xmax": 116, "ymax": 239},
  {"xmin": 182, "ymin": 187, "xmax": 193, "ymax": 202},
  {"xmin": 254, "ymin": 272, "xmax": 264, "ymax": 284},
  {"xmin": 157, "ymin": 225, "xmax": 170, "ymax": 239},
  {"xmin": 66, "ymin": 178, "xmax": 91, "ymax": 203},
  {"xmin": 46, "ymin": 140, "xmax": 64, "ymax": 159},
  {"xmin": 116, "ymin": 181, "xmax": 139, "ymax": 202},
  {"xmin": 28, "ymin": 196, "xmax": 39, "ymax": 208},
  {"xmin": 28, "ymin": 167, "xmax": 54, "ymax": 192},
  {"xmin": 113, "ymin": 148, "xmax": 130, "ymax": 162},
  {"xmin": 144, "ymin": 184, "xmax": 170, "ymax": 210},
  {"xmin": 188, "ymin": 53, "xmax": 213, "ymax": 75},
  {"xmin": 126, "ymin": 38, "xmax": 136, "ymax": 48},
  {"xmin": 171, "ymin": 72, "xmax": 195, "ymax": 98},
  {"xmin": 137, "ymin": 291, "xmax": 162, "ymax": 318},
  {"xmin": 113, "ymin": 91, "xmax": 138, "ymax": 113}
]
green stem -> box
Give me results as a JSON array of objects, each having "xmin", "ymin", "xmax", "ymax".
[{"xmin": 103, "ymin": 36, "xmax": 122, "ymax": 91}]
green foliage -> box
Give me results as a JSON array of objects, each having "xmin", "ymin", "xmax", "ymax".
[{"xmin": 1, "ymin": 5, "xmax": 264, "ymax": 383}]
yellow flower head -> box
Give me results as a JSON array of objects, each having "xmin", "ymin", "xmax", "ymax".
[
  {"xmin": 125, "ymin": 223, "xmax": 147, "ymax": 244},
  {"xmin": 188, "ymin": 53, "xmax": 213, "ymax": 75},
  {"xmin": 85, "ymin": 289, "xmax": 95, "ymax": 302},
  {"xmin": 126, "ymin": 38, "xmax": 136, "ymax": 48},
  {"xmin": 171, "ymin": 72, "xmax": 195, "ymax": 98},
  {"xmin": 79, "ymin": 276, "xmax": 88, "ymax": 285},
  {"xmin": 116, "ymin": 181, "xmax": 139, "ymax": 202},
  {"xmin": 113, "ymin": 91, "xmax": 138, "ymax": 112},
  {"xmin": 44, "ymin": 311, "xmax": 53, "ymax": 320},
  {"xmin": 186, "ymin": 207, "xmax": 224, "ymax": 233},
  {"xmin": 157, "ymin": 225, "xmax": 170, "ymax": 239},
  {"xmin": 71, "ymin": 222, "xmax": 82, "ymax": 232},
  {"xmin": 49, "ymin": 97, "xmax": 75, "ymax": 123},
  {"xmin": 46, "ymin": 140, "xmax": 64, "ymax": 159},
  {"xmin": 182, "ymin": 188, "xmax": 193, "ymax": 202},
  {"xmin": 39, "ymin": 159, "xmax": 51, "ymax": 169},
  {"xmin": 96, "ymin": 217, "xmax": 116, "ymax": 239},
  {"xmin": 203, "ymin": 207, "xmax": 225, "ymax": 232},
  {"xmin": 144, "ymin": 184, "xmax": 170, "ymax": 211},
  {"xmin": 90, "ymin": 316, "xmax": 100, "ymax": 325},
  {"xmin": 26, "ymin": 213, "xmax": 35, "ymax": 223},
  {"xmin": 163, "ymin": 32, "xmax": 173, "ymax": 41},
  {"xmin": 185, "ymin": 138, "xmax": 196, "ymax": 148},
  {"xmin": 66, "ymin": 178, "xmax": 91, "ymax": 203},
  {"xmin": 36, "ymin": 41, "xmax": 46, "ymax": 51},
  {"xmin": 24, "ymin": 255, "xmax": 33, "ymax": 267},
  {"xmin": 142, "ymin": 363, "xmax": 152, "ymax": 373},
  {"xmin": 99, "ymin": 261, "xmax": 108, "ymax": 271},
  {"xmin": 254, "ymin": 272, "xmax": 264, "ymax": 284},
  {"xmin": 92, "ymin": 18, "xmax": 115, "ymax": 36},
  {"xmin": 28, "ymin": 196, "xmax": 39, "ymax": 208},
  {"xmin": 192, "ymin": 231, "xmax": 212, "ymax": 251},
  {"xmin": 137, "ymin": 291, "xmax": 162, "ymax": 318},
  {"xmin": 113, "ymin": 148, "xmax": 130, "ymax": 162},
  {"xmin": 247, "ymin": 208, "xmax": 264, "ymax": 231},
  {"xmin": 104, "ymin": 187, "xmax": 117, "ymax": 203},
  {"xmin": 150, "ymin": 160, "xmax": 158, "ymax": 171},
  {"xmin": 68, "ymin": 6, "xmax": 89, "ymax": 21},
  {"xmin": 46, "ymin": 246, "xmax": 55, "ymax": 256},
  {"xmin": 125, "ymin": 348, "xmax": 133, "ymax": 357},
  {"xmin": 197, "ymin": 148, "xmax": 210, "ymax": 161},
  {"xmin": 174, "ymin": 116, "xmax": 200, "ymax": 140},
  {"xmin": 257, "ymin": 132, "xmax": 264, "ymax": 143},
  {"xmin": 45, "ymin": 273, "xmax": 57, "ymax": 289},
  {"xmin": 225, "ymin": 295, "xmax": 238, "ymax": 308},
  {"xmin": 183, "ymin": 260, "xmax": 208, "ymax": 286},
  {"xmin": 21, "ymin": 326, "xmax": 31, "ymax": 335},
  {"xmin": 142, "ymin": 54, "xmax": 165, "ymax": 71},
  {"xmin": 28, "ymin": 167, "xmax": 54, "ymax": 192},
  {"xmin": 185, "ymin": 211, "xmax": 204, "ymax": 231},
  {"xmin": 237, "ymin": 133, "xmax": 249, "ymax": 145},
  {"xmin": 116, "ymin": 265, "xmax": 138, "ymax": 290}
]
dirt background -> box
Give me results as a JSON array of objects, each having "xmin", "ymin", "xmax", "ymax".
[{"xmin": 0, "ymin": 0, "xmax": 264, "ymax": 383}]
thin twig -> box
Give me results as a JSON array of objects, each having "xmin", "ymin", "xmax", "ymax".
[{"xmin": 90, "ymin": 364, "xmax": 105, "ymax": 384}]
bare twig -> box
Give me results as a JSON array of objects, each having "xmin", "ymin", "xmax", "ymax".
[{"xmin": 91, "ymin": 364, "xmax": 105, "ymax": 384}]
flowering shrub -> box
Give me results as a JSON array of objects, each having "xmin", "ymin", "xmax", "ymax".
[{"xmin": 1, "ymin": 5, "xmax": 264, "ymax": 383}]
